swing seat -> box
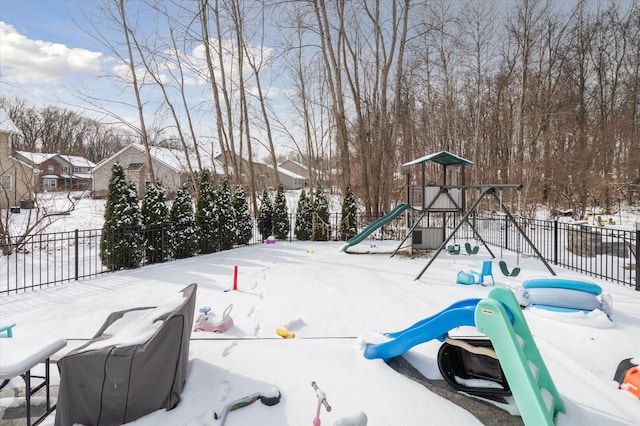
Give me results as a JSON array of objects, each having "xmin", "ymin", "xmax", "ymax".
[
  {"xmin": 464, "ymin": 242, "xmax": 479, "ymax": 255},
  {"xmin": 499, "ymin": 260, "xmax": 521, "ymax": 277},
  {"xmin": 447, "ymin": 244, "xmax": 461, "ymax": 255}
]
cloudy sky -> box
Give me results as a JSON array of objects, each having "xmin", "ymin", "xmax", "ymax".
[{"xmin": 0, "ymin": 0, "xmax": 108, "ymax": 105}]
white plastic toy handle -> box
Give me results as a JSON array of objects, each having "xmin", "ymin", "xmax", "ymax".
[
  {"xmin": 311, "ymin": 381, "xmax": 332, "ymax": 412},
  {"xmin": 222, "ymin": 304, "xmax": 233, "ymax": 320}
]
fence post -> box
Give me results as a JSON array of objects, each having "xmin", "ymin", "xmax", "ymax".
[
  {"xmin": 636, "ymin": 222, "xmax": 640, "ymax": 291},
  {"xmin": 504, "ymin": 215, "xmax": 508, "ymax": 250},
  {"xmin": 553, "ymin": 219, "xmax": 558, "ymax": 265},
  {"xmin": 160, "ymin": 222, "xmax": 165, "ymax": 263},
  {"xmin": 74, "ymin": 229, "xmax": 79, "ymax": 280}
]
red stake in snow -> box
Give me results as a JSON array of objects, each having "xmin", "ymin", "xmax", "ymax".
[{"xmin": 233, "ymin": 265, "xmax": 238, "ymax": 291}]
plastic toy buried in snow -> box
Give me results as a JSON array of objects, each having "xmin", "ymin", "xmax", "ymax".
[
  {"xmin": 214, "ymin": 388, "xmax": 281, "ymax": 426},
  {"xmin": 614, "ymin": 358, "xmax": 640, "ymax": 399},
  {"xmin": 516, "ymin": 278, "xmax": 612, "ymax": 316},
  {"xmin": 193, "ymin": 304, "xmax": 234, "ymax": 333}
]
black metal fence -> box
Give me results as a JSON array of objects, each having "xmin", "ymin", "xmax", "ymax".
[
  {"xmin": 1, "ymin": 212, "xmax": 637, "ymax": 294},
  {"xmin": 467, "ymin": 215, "xmax": 638, "ymax": 289},
  {"xmin": 0, "ymin": 213, "xmax": 403, "ymax": 294}
]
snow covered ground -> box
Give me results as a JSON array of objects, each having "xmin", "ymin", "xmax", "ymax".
[{"xmin": 1, "ymin": 238, "xmax": 639, "ymax": 425}]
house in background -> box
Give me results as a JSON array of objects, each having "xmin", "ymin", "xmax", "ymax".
[
  {"xmin": 267, "ymin": 165, "xmax": 306, "ymax": 190},
  {"xmin": 92, "ymin": 144, "xmax": 226, "ymax": 199},
  {"xmin": 0, "ymin": 108, "xmax": 35, "ymax": 210},
  {"xmin": 279, "ymin": 159, "xmax": 307, "ymax": 178},
  {"xmin": 215, "ymin": 154, "xmax": 308, "ymax": 190},
  {"xmin": 278, "ymin": 159, "xmax": 308, "ymax": 190},
  {"xmin": 14, "ymin": 152, "xmax": 95, "ymax": 192},
  {"xmin": 58, "ymin": 155, "xmax": 95, "ymax": 191}
]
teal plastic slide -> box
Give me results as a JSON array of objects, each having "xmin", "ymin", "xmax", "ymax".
[
  {"xmin": 342, "ymin": 203, "xmax": 410, "ymax": 251},
  {"xmin": 475, "ymin": 287, "xmax": 564, "ymax": 425}
]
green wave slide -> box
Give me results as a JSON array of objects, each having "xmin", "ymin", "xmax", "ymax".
[{"xmin": 341, "ymin": 203, "xmax": 410, "ymax": 252}]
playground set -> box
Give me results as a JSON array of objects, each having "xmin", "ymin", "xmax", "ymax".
[
  {"xmin": 341, "ymin": 151, "xmax": 555, "ymax": 281},
  {"xmin": 341, "ymin": 151, "xmax": 636, "ymax": 423}
]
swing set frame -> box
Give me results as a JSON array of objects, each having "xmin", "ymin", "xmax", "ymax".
[{"xmin": 392, "ymin": 151, "xmax": 556, "ymax": 281}]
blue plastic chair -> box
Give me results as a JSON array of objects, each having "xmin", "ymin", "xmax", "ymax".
[
  {"xmin": 0, "ymin": 323, "xmax": 16, "ymax": 338},
  {"xmin": 472, "ymin": 261, "xmax": 495, "ymax": 286}
]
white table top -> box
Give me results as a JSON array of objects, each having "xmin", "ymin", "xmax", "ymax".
[{"xmin": 0, "ymin": 337, "xmax": 67, "ymax": 379}]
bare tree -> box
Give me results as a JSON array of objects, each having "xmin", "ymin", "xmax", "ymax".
[
  {"xmin": 116, "ymin": 0, "xmax": 156, "ymax": 184},
  {"xmin": 242, "ymin": 2, "xmax": 281, "ymax": 189},
  {"xmin": 312, "ymin": 0, "xmax": 351, "ymax": 189}
]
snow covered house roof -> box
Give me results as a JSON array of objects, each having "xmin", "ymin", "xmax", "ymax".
[
  {"xmin": 0, "ymin": 108, "xmax": 21, "ymax": 135},
  {"xmin": 277, "ymin": 166, "xmax": 305, "ymax": 180},
  {"xmin": 279, "ymin": 159, "xmax": 308, "ymax": 178},
  {"xmin": 109, "ymin": 143, "xmax": 224, "ymax": 173},
  {"xmin": 91, "ymin": 143, "xmax": 229, "ymax": 198},
  {"xmin": 59, "ymin": 154, "xmax": 96, "ymax": 168},
  {"xmin": 15, "ymin": 151, "xmax": 58, "ymax": 165}
]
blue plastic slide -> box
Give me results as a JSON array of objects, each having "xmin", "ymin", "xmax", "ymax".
[
  {"xmin": 342, "ymin": 203, "xmax": 411, "ymax": 251},
  {"xmin": 364, "ymin": 299, "xmax": 481, "ymax": 360}
]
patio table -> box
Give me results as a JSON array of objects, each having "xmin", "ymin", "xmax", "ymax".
[{"xmin": 0, "ymin": 337, "xmax": 67, "ymax": 426}]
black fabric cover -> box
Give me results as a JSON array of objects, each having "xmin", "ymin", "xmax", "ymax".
[
  {"xmin": 55, "ymin": 283, "xmax": 197, "ymax": 426},
  {"xmin": 437, "ymin": 338, "xmax": 511, "ymax": 398}
]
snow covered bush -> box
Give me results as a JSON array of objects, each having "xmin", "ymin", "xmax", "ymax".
[
  {"xmin": 141, "ymin": 183, "xmax": 169, "ymax": 264},
  {"xmin": 272, "ymin": 185, "xmax": 290, "ymax": 240},
  {"xmin": 195, "ymin": 170, "xmax": 218, "ymax": 254},
  {"xmin": 100, "ymin": 163, "xmax": 143, "ymax": 270},
  {"xmin": 217, "ymin": 180, "xmax": 235, "ymax": 250},
  {"xmin": 169, "ymin": 184, "xmax": 198, "ymax": 259},
  {"xmin": 257, "ymin": 189, "xmax": 273, "ymax": 240},
  {"xmin": 232, "ymin": 185, "xmax": 253, "ymax": 245},
  {"xmin": 312, "ymin": 186, "xmax": 330, "ymax": 241},
  {"xmin": 294, "ymin": 189, "xmax": 312, "ymax": 241},
  {"xmin": 340, "ymin": 185, "xmax": 358, "ymax": 240}
]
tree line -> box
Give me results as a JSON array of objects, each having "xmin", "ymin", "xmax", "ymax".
[{"xmin": 0, "ymin": 97, "xmax": 135, "ymax": 163}]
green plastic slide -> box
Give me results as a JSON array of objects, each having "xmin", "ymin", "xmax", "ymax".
[
  {"xmin": 474, "ymin": 287, "xmax": 564, "ymax": 425},
  {"xmin": 341, "ymin": 203, "xmax": 410, "ymax": 251}
]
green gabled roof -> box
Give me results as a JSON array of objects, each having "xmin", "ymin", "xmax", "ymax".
[{"xmin": 402, "ymin": 151, "xmax": 473, "ymax": 168}]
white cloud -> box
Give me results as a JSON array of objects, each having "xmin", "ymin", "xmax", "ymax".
[{"xmin": 0, "ymin": 21, "xmax": 103, "ymax": 84}]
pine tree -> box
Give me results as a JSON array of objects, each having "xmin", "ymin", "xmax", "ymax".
[
  {"xmin": 272, "ymin": 185, "xmax": 290, "ymax": 240},
  {"xmin": 257, "ymin": 189, "xmax": 273, "ymax": 240},
  {"xmin": 100, "ymin": 163, "xmax": 143, "ymax": 269},
  {"xmin": 169, "ymin": 184, "xmax": 198, "ymax": 258},
  {"xmin": 294, "ymin": 189, "xmax": 312, "ymax": 241},
  {"xmin": 313, "ymin": 186, "xmax": 330, "ymax": 241},
  {"xmin": 232, "ymin": 185, "xmax": 253, "ymax": 245},
  {"xmin": 195, "ymin": 170, "xmax": 218, "ymax": 254},
  {"xmin": 217, "ymin": 180, "xmax": 235, "ymax": 250},
  {"xmin": 141, "ymin": 183, "xmax": 169, "ymax": 264},
  {"xmin": 340, "ymin": 185, "xmax": 358, "ymax": 240}
]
